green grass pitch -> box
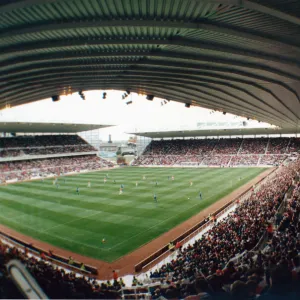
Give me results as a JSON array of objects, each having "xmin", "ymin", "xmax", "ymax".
[{"xmin": 0, "ymin": 167, "xmax": 266, "ymax": 262}]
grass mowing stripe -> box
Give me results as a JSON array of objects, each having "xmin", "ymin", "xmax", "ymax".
[
  {"xmin": 0, "ymin": 213, "xmax": 107, "ymax": 251},
  {"xmin": 106, "ymin": 188, "xmax": 223, "ymax": 251},
  {"xmin": 0, "ymin": 167, "xmax": 266, "ymax": 261},
  {"xmin": 1, "ymin": 187, "xmax": 160, "ymax": 218},
  {"xmin": 41, "ymin": 210, "xmax": 104, "ymax": 233}
]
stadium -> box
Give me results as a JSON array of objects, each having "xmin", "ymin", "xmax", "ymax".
[{"xmin": 1, "ymin": 0, "xmax": 300, "ymax": 299}]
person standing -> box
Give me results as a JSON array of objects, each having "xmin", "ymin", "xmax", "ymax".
[{"xmin": 112, "ymin": 270, "xmax": 118, "ymax": 281}]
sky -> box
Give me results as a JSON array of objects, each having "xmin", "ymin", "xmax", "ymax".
[{"xmin": 0, "ymin": 90, "xmax": 271, "ymax": 140}]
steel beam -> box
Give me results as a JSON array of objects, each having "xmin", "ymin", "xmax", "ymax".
[{"xmin": 1, "ymin": 37, "xmax": 299, "ymax": 67}]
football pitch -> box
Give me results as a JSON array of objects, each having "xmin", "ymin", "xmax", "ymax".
[{"xmin": 0, "ymin": 167, "xmax": 266, "ymax": 262}]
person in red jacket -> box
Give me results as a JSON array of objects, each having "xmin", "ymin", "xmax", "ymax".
[
  {"xmin": 112, "ymin": 270, "xmax": 118, "ymax": 281},
  {"xmin": 175, "ymin": 241, "xmax": 181, "ymax": 250}
]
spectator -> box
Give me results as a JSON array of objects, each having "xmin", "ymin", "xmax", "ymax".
[
  {"xmin": 112, "ymin": 270, "xmax": 118, "ymax": 281},
  {"xmin": 68, "ymin": 256, "xmax": 74, "ymax": 265}
]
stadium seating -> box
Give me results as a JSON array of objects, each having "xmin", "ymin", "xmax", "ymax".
[
  {"xmin": 0, "ymin": 155, "xmax": 113, "ymax": 183},
  {"xmin": 143, "ymin": 139, "xmax": 217, "ymax": 155},
  {"xmin": 288, "ymin": 137, "xmax": 300, "ymax": 153},
  {"xmin": 144, "ymin": 158, "xmax": 300, "ymax": 299},
  {"xmin": 0, "ymin": 135, "xmax": 96, "ymax": 158},
  {"xmin": 266, "ymin": 137, "xmax": 290, "ymax": 154},
  {"xmin": 0, "ymin": 134, "xmax": 113, "ymax": 183},
  {"xmin": 230, "ymin": 154, "xmax": 260, "ymax": 166},
  {"xmin": 212, "ymin": 138, "xmax": 242, "ymax": 154},
  {"xmin": 0, "ymin": 135, "xmax": 89, "ymax": 148},
  {"xmin": 0, "ymin": 242, "xmax": 121, "ymax": 299},
  {"xmin": 240, "ymin": 138, "xmax": 268, "ymax": 154},
  {"xmin": 133, "ymin": 137, "xmax": 300, "ymax": 167},
  {"xmin": 202, "ymin": 155, "xmax": 231, "ymax": 166},
  {"xmin": 260, "ymin": 154, "xmax": 287, "ymax": 166}
]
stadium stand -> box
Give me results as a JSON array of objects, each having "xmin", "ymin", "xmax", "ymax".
[
  {"xmin": 266, "ymin": 138, "xmax": 290, "ymax": 154},
  {"xmin": 239, "ymin": 138, "xmax": 269, "ymax": 154},
  {"xmin": 0, "ymin": 242, "xmax": 121, "ymax": 299},
  {"xmin": 202, "ymin": 155, "xmax": 231, "ymax": 167},
  {"xmin": 259, "ymin": 155, "xmax": 288, "ymax": 166},
  {"xmin": 288, "ymin": 138, "xmax": 300, "ymax": 154},
  {"xmin": 0, "ymin": 135, "xmax": 96, "ymax": 158},
  {"xmin": 143, "ymin": 139, "xmax": 218, "ymax": 155},
  {"xmin": 133, "ymin": 137, "xmax": 300, "ymax": 167},
  {"xmin": 0, "ymin": 135, "xmax": 113, "ymax": 183},
  {"xmin": 212, "ymin": 138, "xmax": 242, "ymax": 155},
  {"xmin": 0, "ymin": 155, "xmax": 114, "ymax": 183},
  {"xmin": 0, "ymin": 135, "xmax": 88, "ymax": 148},
  {"xmin": 230, "ymin": 155, "xmax": 260, "ymax": 166}
]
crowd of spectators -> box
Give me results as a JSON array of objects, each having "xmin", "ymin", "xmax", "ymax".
[
  {"xmin": 0, "ymin": 149, "xmax": 23, "ymax": 157},
  {"xmin": 22, "ymin": 145, "xmax": 96, "ymax": 155},
  {"xmin": 0, "ymin": 135, "xmax": 96, "ymax": 158},
  {"xmin": 0, "ymin": 243, "xmax": 122, "ymax": 299},
  {"xmin": 240, "ymin": 138, "xmax": 268, "ymax": 154},
  {"xmin": 133, "ymin": 137, "xmax": 300, "ymax": 167},
  {"xmin": 0, "ymin": 155, "xmax": 114, "ymax": 182},
  {"xmin": 202, "ymin": 155, "xmax": 231, "ymax": 166},
  {"xmin": 176, "ymin": 155, "xmax": 203, "ymax": 164},
  {"xmin": 230, "ymin": 155, "xmax": 260, "ymax": 166},
  {"xmin": 143, "ymin": 139, "xmax": 218, "ymax": 155},
  {"xmin": 132, "ymin": 155, "xmax": 204, "ymax": 166},
  {"xmin": 145, "ymin": 159, "xmax": 300, "ymax": 299},
  {"xmin": 0, "ymin": 135, "xmax": 88, "ymax": 148},
  {"xmin": 266, "ymin": 138, "xmax": 290, "ymax": 154},
  {"xmin": 288, "ymin": 137, "xmax": 300, "ymax": 153},
  {"xmin": 212, "ymin": 139, "xmax": 242, "ymax": 155},
  {"xmin": 260, "ymin": 155, "xmax": 287, "ymax": 166}
]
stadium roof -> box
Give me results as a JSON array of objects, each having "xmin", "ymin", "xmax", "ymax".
[
  {"xmin": 132, "ymin": 127, "xmax": 300, "ymax": 138},
  {"xmin": 1, "ymin": 0, "xmax": 300, "ymax": 129},
  {"xmin": 0, "ymin": 122, "xmax": 110, "ymax": 133}
]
